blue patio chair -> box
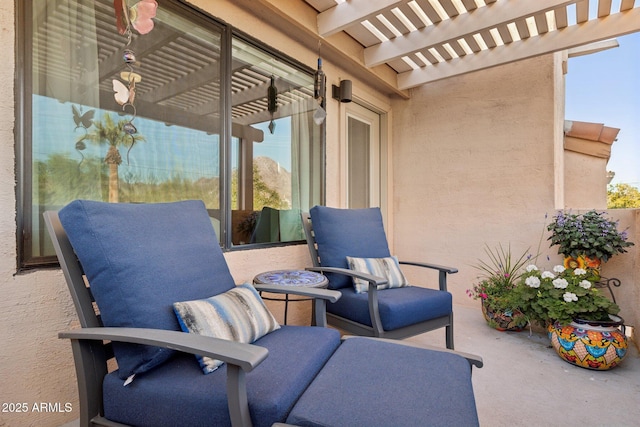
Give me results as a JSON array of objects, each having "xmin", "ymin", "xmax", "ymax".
[
  {"xmin": 46, "ymin": 200, "xmax": 481, "ymax": 427},
  {"xmin": 302, "ymin": 206, "xmax": 457, "ymax": 349}
]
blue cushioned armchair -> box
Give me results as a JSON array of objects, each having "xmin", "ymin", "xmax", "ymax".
[
  {"xmin": 47, "ymin": 200, "xmax": 481, "ymax": 427},
  {"xmin": 303, "ymin": 206, "xmax": 457, "ymax": 349}
]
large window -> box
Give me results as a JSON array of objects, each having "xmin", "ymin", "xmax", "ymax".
[{"xmin": 17, "ymin": 0, "xmax": 323, "ymax": 268}]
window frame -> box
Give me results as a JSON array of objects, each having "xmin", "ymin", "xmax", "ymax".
[{"xmin": 15, "ymin": 0, "xmax": 325, "ymax": 270}]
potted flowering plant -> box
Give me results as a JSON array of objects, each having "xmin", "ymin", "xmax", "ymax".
[
  {"xmin": 514, "ymin": 264, "xmax": 627, "ymax": 370},
  {"xmin": 467, "ymin": 244, "xmax": 530, "ymax": 330},
  {"xmin": 547, "ymin": 210, "xmax": 634, "ymax": 267},
  {"xmin": 514, "ymin": 264, "xmax": 619, "ymax": 326}
]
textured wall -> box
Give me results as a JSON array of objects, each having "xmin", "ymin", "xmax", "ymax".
[
  {"xmin": 0, "ymin": 3, "xmax": 82, "ymax": 427},
  {"xmin": 0, "ymin": 1, "xmax": 82, "ymax": 423},
  {"xmin": 391, "ymin": 55, "xmax": 561, "ymax": 304},
  {"xmin": 564, "ymin": 150, "xmax": 609, "ymax": 209},
  {"xmin": 390, "ymin": 55, "xmax": 639, "ymax": 350}
]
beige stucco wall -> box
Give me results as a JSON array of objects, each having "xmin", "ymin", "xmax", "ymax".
[
  {"xmin": 391, "ymin": 54, "xmax": 560, "ymax": 304},
  {"xmin": 564, "ymin": 150, "xmax": 610, "ymax": 209},
  {"xmin": 390, "ymin": 54, "xmax": 638, "ymax": 343}
]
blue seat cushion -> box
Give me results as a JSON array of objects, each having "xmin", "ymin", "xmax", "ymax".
[
  {"xmin": 287, "ymin": 337, "xmax": 479, "ymax": 427},
  {"xmin": 58, "ymin": 200, "xmax": 236, "ymax": 379},
  {"xmin": 328, "ymin": 286, "xmax": 452, "ymax": 330},
  {"xmin": 309, "ymin": 206, "xmax": 391, "ymax": 289},
  {"xmin": 102, "ymin": 326, "xmax": 341, "ymax": 427}
]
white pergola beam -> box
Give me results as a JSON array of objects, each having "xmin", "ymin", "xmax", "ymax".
[
  {"xmin": 397, "ymin": 7, "xmax": 640, "ymax": 89},
  {"xmin": 317, "ymin": 0, "xmax": 402, "ymax": 37},
  {"xmin": 567, "ymin": 38, "xmax": 619, "ymax": 57},
  {"xmin": 365, "ymin": 0, "xmax": 576, "ymax": 67}
]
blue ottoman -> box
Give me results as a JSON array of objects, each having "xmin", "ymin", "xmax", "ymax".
[{"xmin": 287, "ymin": 337, "xmax": 479, "ymax": 426}]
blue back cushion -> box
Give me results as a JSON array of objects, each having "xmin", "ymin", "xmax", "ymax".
[
  {"xmin": 309, "ymin": 206, "xmax": 391, "ymax": 289},
  {"xmin": 58, "ymin": 200, "xmax": 236, "ymax": 379}
]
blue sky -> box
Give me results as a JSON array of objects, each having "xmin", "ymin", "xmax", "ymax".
[{"xmin": 565, "ymin": 31, "xmax": 640, "ymax": 189}]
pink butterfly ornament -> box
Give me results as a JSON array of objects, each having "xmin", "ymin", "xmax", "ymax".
[{"xmin": 130, "ymin": 0, "xmax": 157, "ymax": 35}]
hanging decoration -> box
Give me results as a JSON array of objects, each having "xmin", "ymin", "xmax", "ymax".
[
  {"xmin": 72, "ymin": 104, "xmax": 95, "ymax": 166},
  {"xmin": 267, "ymin": 75, "xmax": 278, "ymax": 134},
  {"xmin": 71, "ymin": 24, "xmax": 97, "ymax": 167},
  {"xmin": 313, "ymin": 57, "xmax": 325, "ymax": 101},
  {"xmin": 115, "ymin": 0, "xmax": 157, "ymax": 35},
  {"xmin": 313, "ymin": 42, "xmax": 326, "ymax": 125},
  {"xmin": 111, "ymin": 0, "xmax": 157, "ymax": 146}
]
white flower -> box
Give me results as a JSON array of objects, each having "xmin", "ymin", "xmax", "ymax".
[
  {"xmin": 526, "ymin": 264, "xmax": 539, "ymax": 272},
  {"xmin": 541, "ymin": 271, "xmax": 555, "ymax": 279},
  {"xmin": 553, "ymin": 278, "xmax": 569, "ymax": 289},
  {"xmin": 579, "ymin": 280, "xmax": 592, "ymax": 289},
  {"xmin": 553, "ymin": 265, "xmax": 566, "ymax": 273},
  {"xmin": 525, "ymin": 276, "xmax": 541, "ymax": 288},
  {"xmin": 574, "ymin": 268, "xmax": 587, "ymax": 276},
  {"xmin": 563, "ymin": 292, "xmax": 578, "ymax": 302}
]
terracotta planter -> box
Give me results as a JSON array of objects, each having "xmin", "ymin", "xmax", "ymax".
[
  {"xmin": 481, "ymin": 300, "xmax": 526, "ymax": 331},
  {"xmin": 548, "ymin": 315, "xmax": 628, "ymax": 370}
]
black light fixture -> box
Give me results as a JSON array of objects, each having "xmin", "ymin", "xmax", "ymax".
[{"xmin": 332, "ymin": 80, "xmax": 352, "ymax": 103}]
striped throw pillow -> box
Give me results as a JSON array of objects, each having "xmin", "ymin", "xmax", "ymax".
[
  {"xmin": 346, "ymin": 256, "xmax": 409, "ymax": 294},
  {"xmin": 173, "ymin": 283, "xmax": 280, "ymax": 374}
]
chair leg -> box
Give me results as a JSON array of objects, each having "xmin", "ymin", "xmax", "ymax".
[{"xmin": 446, "ymin": 318, "xmax": 454, "ymax": 350}]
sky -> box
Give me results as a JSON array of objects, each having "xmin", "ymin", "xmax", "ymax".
[{"xmin": 565, "ymin": 31, "xmax": 640, "ymax": 189}]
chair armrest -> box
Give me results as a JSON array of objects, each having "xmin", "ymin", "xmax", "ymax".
[
  {"xmin": 60, "ymin": 327, "xmax": 266, "ymax": 426},
  {"xmin": 253, "ymin": 283, "xmax": 341, "ymax": 303},
  {"xmin": 343, "ymin": 336, "xmax": 483, "ymax": 370},
  {"xmin": 398, "ymin": 261, "xmax": 458, "ymax": 275},
  {"xmin": 398, "ymin": 261, "xmax": 458, "ymax": 292},
  {"xmin": 59, "ymin": 327, "xmax": 268, "ymax": 372},
  {"xmin": 305, "ymin": 266, "xmax": 388, "ymax": 287},
  {"xmin": 253, "ymin": 282, "xmax": 342, "ymax": 327},
  {"xmin": 306, "ymin": 266, "xmax": 387, "ymax": 334}
]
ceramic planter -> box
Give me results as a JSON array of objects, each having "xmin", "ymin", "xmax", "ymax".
[
  {"xmin": 481, "ymin": 300, "xmax": 527, "ymax": 331},
  {"xmin": 548, "ymin": 315, "xmax": 628, "ymax": 370}
]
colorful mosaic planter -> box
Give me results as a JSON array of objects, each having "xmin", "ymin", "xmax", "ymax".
[
  {"xmin": 548, "ymin": 315, "xmax": 628, "ymax": 370},
  {"xmin": 480, "ymin": 301, "xmax": 527, "ymax": 332}
]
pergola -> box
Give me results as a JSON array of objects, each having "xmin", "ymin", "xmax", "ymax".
[{"xmin": 234, "ymin": 0, "xmax": 640, "ymax": 97}]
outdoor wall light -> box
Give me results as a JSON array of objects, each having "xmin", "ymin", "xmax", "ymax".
[{"xmin": 332, "ymin": 80, "xmax": 352, "ymax": 103}]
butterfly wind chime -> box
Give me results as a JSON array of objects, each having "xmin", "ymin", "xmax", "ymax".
[
  {"xmin": 72, "ymin": 0, "xmax": 157, "ymax": 166},
  {"xmin": 112, "ymin": 0, "xmax": 157, "ymax": 139}
]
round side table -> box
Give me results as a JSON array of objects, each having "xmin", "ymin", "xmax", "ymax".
[{"xmin": 253, "ymin": 270, "xmax": 328, "ymax": 325}]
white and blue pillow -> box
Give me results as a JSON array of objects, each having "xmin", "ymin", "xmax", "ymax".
[
  {"xmin": 309, "ymin": 206, "xmax": 391, "ymax": 289},
  {"xmin": 346, "ymin": 256, "xmax": 409, "ymax": 293},
  {"xmin": 174, "ymin": 283, "xmax": 280, "ymax": 374}
]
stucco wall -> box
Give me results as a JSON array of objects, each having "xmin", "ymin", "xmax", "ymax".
[
  {"xmin": 391, "ymin": 55, "xmax": 560, "ymax": 304},
  {"xmin": 390, "ymin": 55, "xmax": 639, "ymax": 344},
  {"xmin": 0, "ymin": 4, "xmax": 86, "ymax": 427},
  {"xmin": 564, "ymin": 150, "xmax": 609, "ymax": 209}
]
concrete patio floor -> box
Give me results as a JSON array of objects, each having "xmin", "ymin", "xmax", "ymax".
[
  {"xmin": 408, "ymin": 304, "xmax": 640, "ymax": 427},
  {"xmin": 60, "ymin": 303, "xmax": 639, "ymax": 427}
]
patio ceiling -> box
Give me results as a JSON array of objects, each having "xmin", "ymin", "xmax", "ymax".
[{"xmin": 295, "ymin": 0, "xmax": 640, "ymax": 93}]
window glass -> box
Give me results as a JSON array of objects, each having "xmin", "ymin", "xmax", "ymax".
[
  {"xmin": 19, "ymin": 0, "xmax": 323, "ymax": 267},
  {"xmin": 229, "ymin": 36, "xmax": 322, "ymax": 246}
]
